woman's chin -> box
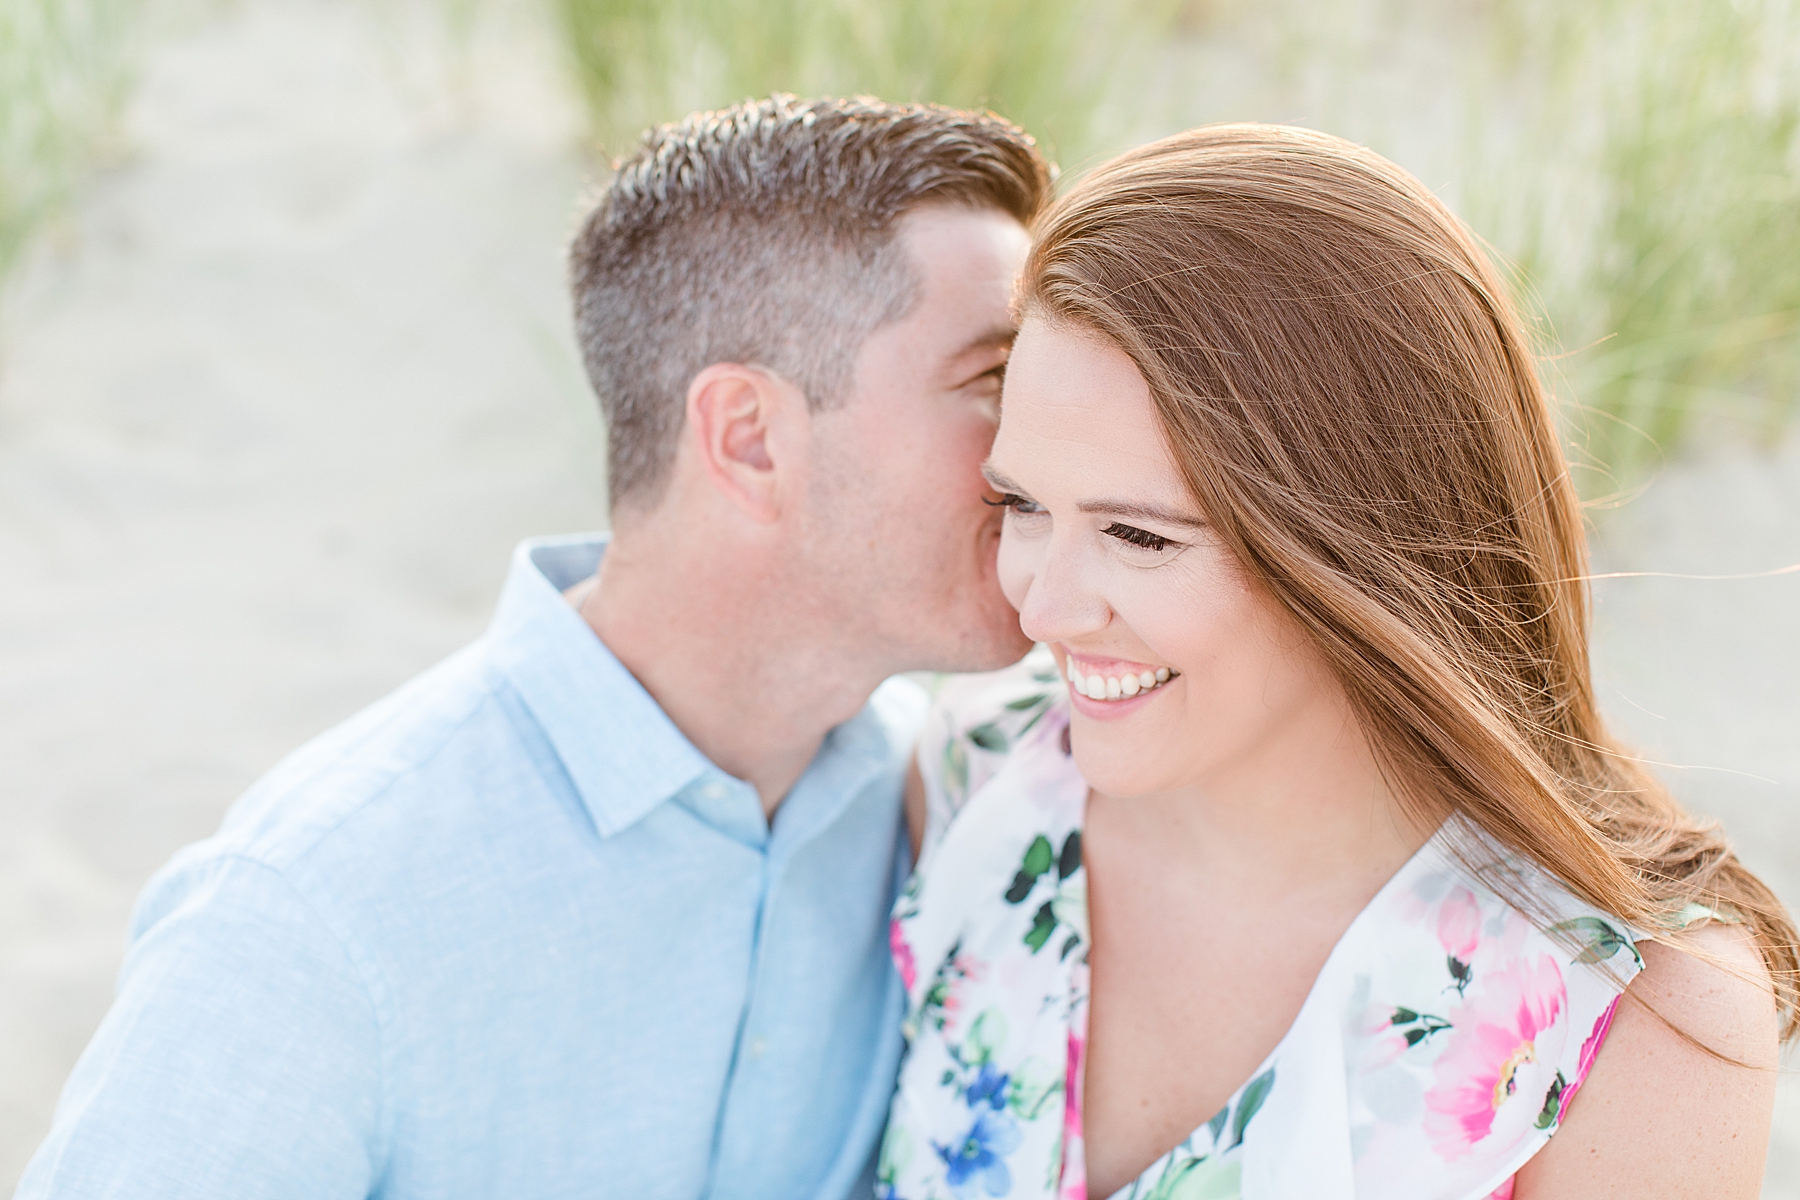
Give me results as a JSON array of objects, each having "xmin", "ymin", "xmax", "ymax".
[{"xmin": 1067, "ymin": 735, "xmax": 1183, "ymax": 802}]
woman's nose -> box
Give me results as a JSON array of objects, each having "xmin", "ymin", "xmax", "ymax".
[{"xmin": 1014, "ymin": 537, "xmax": 1111, "ymax": 646}]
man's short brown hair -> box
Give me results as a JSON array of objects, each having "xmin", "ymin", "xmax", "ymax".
[{"xmin": 569, "ymin": 94, "xmax": 1053, "ymax": 511}]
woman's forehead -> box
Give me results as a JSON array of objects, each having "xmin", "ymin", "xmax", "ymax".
[{"xmin": 994, "ymin": 321, "xmax": 1176, "ymax": 484}]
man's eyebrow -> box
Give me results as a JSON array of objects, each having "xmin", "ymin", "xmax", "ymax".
[
  {"xmin": 1076, "ymin": 499, "xmax": 1208, "ymax": 528},
  {"xmin": 952, "ymin": 324, "xmax": 1018, "ymax": 360}
]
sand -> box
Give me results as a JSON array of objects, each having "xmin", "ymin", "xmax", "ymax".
[
  {"xmin": 1, "ymin": 0, "xmax": 1796, "ymax": 1191},
  {"xmin": 0, "ymin": 0, "xmax": 604, "ymax": 1181}
]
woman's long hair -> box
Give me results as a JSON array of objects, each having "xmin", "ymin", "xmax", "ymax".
[{"xmin": 1022, "ymin": 123, "xmax": 1798, "ymax": 1037}]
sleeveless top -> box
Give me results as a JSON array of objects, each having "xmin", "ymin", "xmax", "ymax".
[{"xmin": 878, "ymin": 651, "xmax": 1643, "ymax": 1200}]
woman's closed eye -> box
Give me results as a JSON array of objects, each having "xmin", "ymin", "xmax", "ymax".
[
  {"xmin": 1101, "ymin": 521, "xmax": 1175, "ymax": 555},
  {"xmin": 984, "ymin": 492, "xmax": 1044, "ymax": 514}
]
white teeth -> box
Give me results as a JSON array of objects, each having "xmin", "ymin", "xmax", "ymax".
[{"xmin": 1065, "ymin": 660, "xmax": 1177, "ymax": 703}]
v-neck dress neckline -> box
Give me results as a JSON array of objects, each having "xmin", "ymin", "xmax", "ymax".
[{"xmin": 879, "ymin": 651, "xmax": 1642, "ymax": 1200}]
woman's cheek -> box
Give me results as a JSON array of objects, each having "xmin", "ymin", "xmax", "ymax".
[
  {"xmin": 995, "ymin": 524, "xmax": 1035, "ymax": 613},
  {"xmin": 1109, "ymin": 569, "xmax": 1177, "ymax": 644},
  {"xmin": 1112, "ymin": 558, "xmax": 1224, "ymax": 667}
]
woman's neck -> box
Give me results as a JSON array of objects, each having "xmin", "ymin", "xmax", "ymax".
[{"xmin": 1092, "ymin": 698, "xmax": 1429, "ymax": 904}]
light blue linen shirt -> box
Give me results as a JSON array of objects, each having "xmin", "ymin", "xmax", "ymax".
[{"xmin": 18, "ymin": 534, "xmax": 925, "ymax": 1200}]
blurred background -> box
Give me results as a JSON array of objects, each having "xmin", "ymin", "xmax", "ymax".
[{"xmin": 1, "ymin": 0, "xmax": 1796, "ymax": 1190}]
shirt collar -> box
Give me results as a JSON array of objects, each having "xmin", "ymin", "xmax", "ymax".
[{"xmin": 485, "ymin": 533, "xmax": 712, "ymax": 838}]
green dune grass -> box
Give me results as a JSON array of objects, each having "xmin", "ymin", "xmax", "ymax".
[
  {"xmin": 547, "ymin": 0, "xmax": 1176, "ymax": 166},
  {"xmin": 1467, "ymin": 0, "xmax": 1800, "ymax": 494},
  {"xmin": 4, "ymin": 0, "xmax": 1794, "ymax": 490},
  {"xmin": 0, "ymin": 0, "xmax": 136, "ymax": 283},
  {"xmin": 539, "ymin": 0, "xmax": 1799, "ymax": 492}
]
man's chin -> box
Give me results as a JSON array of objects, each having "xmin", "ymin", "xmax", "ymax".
[{"xmin": 931, "ymin": 619, "xmax": 1034, "ymax": 676}]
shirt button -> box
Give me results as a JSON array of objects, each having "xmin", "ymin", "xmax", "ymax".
[
  {"xmin": 748, "ymin": 1037, "xmax": 768, "ymax": 1059},
  {"xmin": 701, "ymin": 782, "xmax": 727, "ymax": 801}
]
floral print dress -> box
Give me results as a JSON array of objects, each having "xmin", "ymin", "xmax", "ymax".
[{"xmin": 879, "ymin": 650, "xmax": 1643, "ymax": 1200}]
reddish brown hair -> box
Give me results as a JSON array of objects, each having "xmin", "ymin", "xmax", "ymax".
[{"xmin": 1022, "ymin": 123, "xmax": 1797, "ymax": 1036}]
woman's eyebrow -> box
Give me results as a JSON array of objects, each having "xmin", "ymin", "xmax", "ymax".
[
  {"xmin": 981, "ymin": 463, "xmax": 1024, "ymax": 493},
  {"xmin": 982, "ymin": 466, "xmax": 1208, "ymax": 529},
  {"xmin": 1076, "ymin": 499, "xmax": 1208, "ymax": 528}
]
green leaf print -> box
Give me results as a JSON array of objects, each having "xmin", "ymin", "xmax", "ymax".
[
  {"xmin": 1006, "ymin": 692, "xmax": 1051, "ymax": 710},
  {"xmin": 1205, "ymin": 1104, "xmax": 1230, "ymax": 1144},
  {"xmin": 1534, "ymin": 1071, "xmax": 1568, "ymax": 1130},
  {"xmin": 1389, "ymin": 1007, "xmax": 1453, "ymax": 1048},
  {"xmin": 1024, "ymin": 900, "xmax": 1057, "ymax": 952},
  {"xmin": 1146, "ymin": 1156, "xmax": 1243, "ymax": 1200},
  {"xmin": 1549, "ymin": 917, "xmax": 1631, "ymax": 965},
  {"xmin": 1006, "ymin": 835, "xmax": 1055, "ymax": 903},
  {"xmin": 1058, "ymin": 830, "xmax": 1083, "ymax": 879},
  {"xmin": 1006, "ymin": 1058, "xmax": 1064, "ymax": 1120},
  {"xmin": 967, "ymin": 722, "xmax": 1010, "ymax": 752},
  {"xmin": 877, "ymin": 1123, "xmax": 913, "ymax": 1185},
  {"xmin": 943, "ymin": 736, "xmax": 969, "ymax": 803},
  {"xmin": 1050, "ymin": 879, "xmax": 1087, "ymax": 934},
  {"xmin": 1229, "ymin": 1068, "xmax": 1275, "ymax": 1150},
  {"xmin": 966, "ymin": 1008, "xmax": 1009, "ymax": 1066}
]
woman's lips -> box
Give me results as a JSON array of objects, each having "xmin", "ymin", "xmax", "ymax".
[{"xmin": 1060, "ymin": 652, "xmax": 1179, "ymax": 722}]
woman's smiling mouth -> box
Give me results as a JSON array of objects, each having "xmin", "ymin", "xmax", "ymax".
[{"xmin": 1063, "ymin": 653, "xmax": 1178, "ymax": 703}]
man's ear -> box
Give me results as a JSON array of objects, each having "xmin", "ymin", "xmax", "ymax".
[{"xmin": 684, "ymin": 363, "xmax": 805, "ymax": 523}]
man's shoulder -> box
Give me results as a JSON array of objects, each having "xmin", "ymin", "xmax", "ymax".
[{"xmin": 148, "ymin": 639, "xmax": 551, "ymax": 916}]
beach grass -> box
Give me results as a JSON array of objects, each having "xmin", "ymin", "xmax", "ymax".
[
  {"xmin": 1472, "ymin": 0, "xmax": 1800, "ymax": 493},
  {"xmin": 533, "ymin": 0, "xmax": 1800, "ymax": 490},
  {"xmin": 0, "ymin": 0, "xmax": 136, "ymax": 284},
  {"xmin": 546, "ymin": 0, "xmax": 1175, "ymax": 166}
]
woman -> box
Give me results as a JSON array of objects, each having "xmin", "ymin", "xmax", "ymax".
[{"xmin": 879, "ymin": 125, "xmax": 1795, "ymax": 1200}]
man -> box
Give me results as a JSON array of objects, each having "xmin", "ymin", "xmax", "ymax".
[{"xmin": 18, "ymin": 95, "xmax": 1048, "ymax": 1198}]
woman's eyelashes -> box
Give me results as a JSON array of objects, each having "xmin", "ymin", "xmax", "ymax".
[
  {"xmin": 1101, "ymin": 521, "xmax": 1173, "ymax": 553},
  {"xmin": 988, "ymin": 496, "xmax": 1180, "ymax": 556},
  {"xmin": 984, "ymin": 492, "xmax": 1044, "ymax": 514}
]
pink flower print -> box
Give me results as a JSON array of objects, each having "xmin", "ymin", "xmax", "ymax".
[
  {"xmin": 1438, "ymin": 888, "xmax": 1483, "ymax": 963},
  {"xmin": 1058, "ymin": 1028, "xmax": 1087, "ymax": 1200},
  {"xmin": 891, "ymin": 918, "xmax": 917, "ymax": 992},
  {"xmin": 1059, "ymin": 965, "xmax": 1090, "ymax": 1200},
  {"xmin": 942, "ymin": 991, "xmax": 965, "ymax": 1034},
  {"xmin": 1422, "ymin": 955, "xmax": 1566, "ymax": 1160},
  {"xmin": 1575, "ymin": 997, "xmax": 1618, "ymax": 1085},
  {"xmin": 951, "ymin": 951, "xmax": 987, "ymax": 983},
  {"xmin": 1351, "ymin": 1003, "xmax": 1411, "ymax": 1071},
  {"xmin": 1555, "ymin": 996, "xmax": 1621, "ymax": 1125},
  {"xmin": 940, "ymin": 953, "xmax": 988, "ymax": 1034}
]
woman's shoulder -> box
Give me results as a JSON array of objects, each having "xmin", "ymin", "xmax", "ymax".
[
  {"xmin": 1287, "ymin": 829, "xmax": 1656, "ymax": 1198},
  {"xmin": 1511, "ymin": 919, "xmax": 1777, "ymax": 1197}
]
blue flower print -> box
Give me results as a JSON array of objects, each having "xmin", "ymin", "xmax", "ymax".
[
  {"xmin": 936, "ymin": 1109, "xmax": 1023, "ymax": 1198},
  {"xmin": 965, "ymin": 1063, "xmax": 1010, "ymax": 1111}
]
